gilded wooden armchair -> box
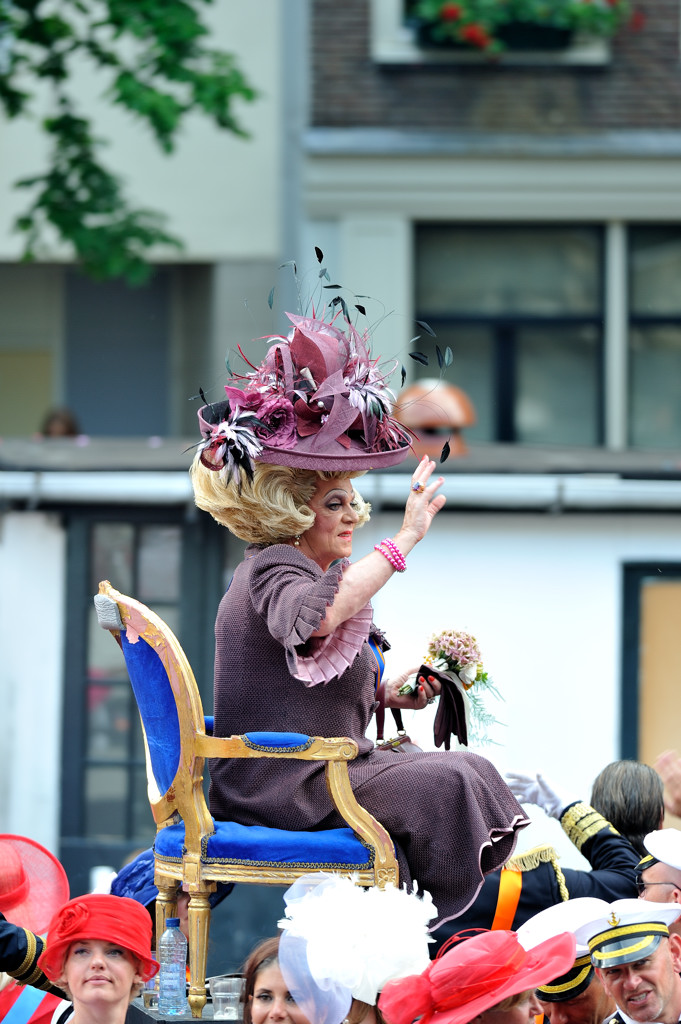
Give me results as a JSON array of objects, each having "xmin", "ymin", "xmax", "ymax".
[{"xmin": 94, "ymin": 580, "xmax": 398, "ymax": 1019}]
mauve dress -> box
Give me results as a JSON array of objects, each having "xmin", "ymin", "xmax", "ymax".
[{"xmin": 208, "ymin": 544, "xmax": 529, "ymax": 927}]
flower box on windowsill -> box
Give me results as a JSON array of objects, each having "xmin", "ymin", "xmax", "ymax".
[
  {"xmin": 370, "ymin": 0, "xmax": 610, "ymax": 65},
  {"xmin": 415, "ymin": 19, "xmax": 574, "ymax": 53}
]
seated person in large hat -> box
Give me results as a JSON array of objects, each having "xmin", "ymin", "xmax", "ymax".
[
  {"xmin": 575, "ymin": 898, "xmax": 681, "ymax": 1024},
  {"xmin": 517, "ymin": 898, "xmax": 617, "ymax": 1024},
  {"xmin": 636, "ymin": 829, "xmax": 681, "ymax": 935}
]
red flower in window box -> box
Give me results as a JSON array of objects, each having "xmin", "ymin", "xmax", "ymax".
[{"xmin": 440, "ymin": 2, "xmax": 462, "ymax": 21}]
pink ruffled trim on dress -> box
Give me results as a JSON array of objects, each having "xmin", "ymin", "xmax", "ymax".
[{"xmin": 287, "ymin": 601, "xmax": 374, "ymax": 685}]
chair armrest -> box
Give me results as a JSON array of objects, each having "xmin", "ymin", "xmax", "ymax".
[{"xmin": 195, "ymin": 733, "xmax": 358, "ymax": 761}]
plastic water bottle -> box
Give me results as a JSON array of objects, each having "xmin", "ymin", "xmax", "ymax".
[{"xmin": 158, "ymin": 917, "xmax": 188, "ymax": 1016}]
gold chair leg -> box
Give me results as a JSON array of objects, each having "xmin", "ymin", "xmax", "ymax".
[
  {"xmin": 155, "ymin": 879, "xmax": 179, "ymax": 950},
  {"xmin": 187, "ymin": 891, "xmax": 211, "ymax": 1018}
]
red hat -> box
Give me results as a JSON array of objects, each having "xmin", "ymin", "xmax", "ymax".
[
  {"xmin": 197, "ymin": 312, "xmax": 412, "ymax": 477},
  {"xmin": 38, "ymin": 894, "xmax": 159, "ymax": 983},
  {"xmin": 0, "ymin": 835, "xmax": 70, "ymax": 935},
  {"xmin": 378, "ymin": 930, "xmax": 576, "ymax": 1024}
]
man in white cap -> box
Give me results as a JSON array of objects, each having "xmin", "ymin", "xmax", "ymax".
[
  {"xmin": 637, "ymin": 830, "xmax": 681, "ymax": 937},
  {"xmin": 576, "ymin": 898, "xmax": 681, "ymax": 1024},
  {"xmin": 517, "ymin": 898, "xmax": 616, "ymax": 1024}
]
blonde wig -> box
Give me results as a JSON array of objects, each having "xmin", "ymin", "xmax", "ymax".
[{"xmin": 190, "ymin": 455, "xmax": 371, "ymax": 545}]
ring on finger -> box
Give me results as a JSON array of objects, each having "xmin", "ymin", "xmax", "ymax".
[{"xmin": 412, "ymin": 481, "xmax": 425, "ymax": 493}]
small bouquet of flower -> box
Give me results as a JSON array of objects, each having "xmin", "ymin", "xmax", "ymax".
[{"xmin": 399, "ymin": 628, "xmax": 502, "ymax": 746}]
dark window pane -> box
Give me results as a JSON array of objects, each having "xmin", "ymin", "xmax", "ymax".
[
  {"xmin": 516, "ymin": 325, "xmax": 600, "ymax": 444},
  {"xmin": 86, "ymin": 683, "xmax": 133, "ymax": 760},
  {"xmin": 85, "ymin": 766, "xmax": 127, "ymax": 839},
  {"xmin": 132, "ymin": 767, "xmax": 155, "ymax": 840},
  {"xmin": 409, "ymin": 326, "xmax": 495, "ymax": 442},
  {"xmin": 630, "ymin": 227, "xmax": 681, "ymax": 316},
  {"xmin": 91, "ymin": 523, "xmax": 134, "ymax": 594},
  {"xmin": 630, "ymin": 326, "xmax": 681, "ymax": 448},
  {"xmin": 416, "ymin": 226, "xmax": 601, "ymax": 315},
  {"xmin": 138, "ymin": 525, "xmax": 181, "ymax": 602},
  {"xmin": 87, "ymin": 606, "xmax": 129, "ymax": 682}
]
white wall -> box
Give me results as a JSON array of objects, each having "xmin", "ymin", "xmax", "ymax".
[
  {"xmin": 0, "ymin": 5, "xmax": 282, "ymax": 259},
  {"xmin": 0, "ymin": 512, "xmax": 66, "ymax": 852},
  {"xmin": 355, "ymin": 509, "xmax": 681, "ymax": 867}
]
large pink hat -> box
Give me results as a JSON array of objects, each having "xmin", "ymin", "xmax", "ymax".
[
  {"xmin": 0, "ymin": 834, "xmax": 70, "ymax": 935},
  {"xmin": 379, "ymin": 929, "xmax": 576, "ymax": 1024},
  {"xmin": 197, "ymin": 311, "xmax": 412, "ymax": 477}
]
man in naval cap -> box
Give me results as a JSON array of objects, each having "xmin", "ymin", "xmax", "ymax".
[
  {"xmin": 575, "ymin": 899, "xmax": 681, "ymax": 1024},
  {"xmin": 636, "ymin": 830, "xmax": 681, "ymax": 936}
]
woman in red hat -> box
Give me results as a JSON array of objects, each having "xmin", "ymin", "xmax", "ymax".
[
  {"xmin": 37, "ymin": 893, "xmax": 158, "ymax": 1024},
  {"xmin": 191, "ymin": 307, "xmax": 529, "ymax": 928},
  {"xmin": 379, "ymin": 930, "xmax": 576, "ymax": 1024}
]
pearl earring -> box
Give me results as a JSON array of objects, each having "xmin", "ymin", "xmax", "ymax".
[{"xmin": 293, "ymin": 536, "xmax": 300, "ymax": 546}]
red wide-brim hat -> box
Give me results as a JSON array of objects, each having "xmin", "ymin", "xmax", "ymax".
[
  {"xmin": 379, "ymin": 930, "xmax": 576, "ymax": 1024},
  {"xmin": 38, "ymin": 894, "xmax": 158, "ymax": 982},
  {"xmin": 0, "ymin": 835, "xmax": 70, "ymax": 935}
]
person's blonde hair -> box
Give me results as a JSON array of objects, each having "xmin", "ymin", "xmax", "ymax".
[
  {"xmin": 190, "ymin": 456, "xmax": 371, "ymax": 544},
  {"xmin": 489, "ymin": 988, "xmax": 534, "ymax": 1013}
]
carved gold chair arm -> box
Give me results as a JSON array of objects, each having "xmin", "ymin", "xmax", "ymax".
[
  {"xmin": 195, "ymin": 734, "xmax": 359, "ymax": 761},
  {"xmin": 324, "ymin": 759, "xmax": 398, "ymax": 886}
]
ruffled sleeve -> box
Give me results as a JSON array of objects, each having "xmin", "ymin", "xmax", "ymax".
[{"xmin": 247, "ymin": 545, "xmax": 373, "ymax": 686}]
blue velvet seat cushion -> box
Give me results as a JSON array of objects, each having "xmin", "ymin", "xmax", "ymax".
[
  {"xmin": 243, "ymin": 732, "xmax": 312, "ymax": 751},
  {"xmin": 154, "ymin": 820, "xmax": 373, "ymax": 869}
]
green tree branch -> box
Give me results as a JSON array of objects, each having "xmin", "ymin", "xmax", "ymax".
[{"xmin": 0, "ymin": 0, "xmax": 257, "ymax": 283}]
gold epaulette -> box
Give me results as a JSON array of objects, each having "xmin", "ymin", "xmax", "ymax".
[
  {"xmin": 8, "ymin": 929, "xmax": 53, "ymax": 990},
  {"xmin": 561, "ymin": 801, "xmax": 618, "ymax": 851},
  {"xmin": 506, "ymin": 843, "xmax": 569, "ymax": 901}
]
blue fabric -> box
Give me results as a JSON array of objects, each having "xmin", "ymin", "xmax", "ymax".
[
  {"xmin": 243, "ymin": 732, "xmax": 310, "ymax": 749},
  {"xmin": 111, "ymin": 846, "xmax": 234, "ymax": 909},
  {"xmin": 3, "ymin": 985, "xmax": 44, "ymax": 1024},
  {"xmin": 120, "ymin": 631, "xmax": 181, "ymax": 795},
  {"xmin": 111, "ymin": 847, "xmax": 158, "ymax": 907},
  {"xmin": 367, "ymin": 636, "xmax": 386, "ymax": 687},
  {"xmin": 155, "ymin": 820, "xmax": 372, "ymax": 868},
  {"xmin": 204, "ymin": 716, "xmax": 214, "ymax": 735}
]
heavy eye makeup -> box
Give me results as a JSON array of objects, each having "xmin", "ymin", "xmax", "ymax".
[{"xmin": 325, "ymin": 490, "xmax": 356, "ymax": 511}]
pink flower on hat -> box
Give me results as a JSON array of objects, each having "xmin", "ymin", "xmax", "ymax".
[
  {"xmin": 254, "ymin": 394, "xmax": 297, "ymax": 448},
  {"xmin": 55, "ymin": 900, "xmax": 90, "ymax": 939}
]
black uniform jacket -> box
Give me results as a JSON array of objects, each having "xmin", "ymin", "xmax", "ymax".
[{"xmin": 431, "ymin": 802, "xmax": 640, "ymax": 952}]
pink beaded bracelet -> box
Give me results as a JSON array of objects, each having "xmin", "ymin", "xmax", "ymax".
[{"xmin": 374, "ymin": 538, "xmax": 407, "ymax": 572}]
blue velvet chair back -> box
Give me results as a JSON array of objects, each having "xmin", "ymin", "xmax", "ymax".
[{"xmin": 120, "ymin": 630, "xmax": 182, "ymax": 797}]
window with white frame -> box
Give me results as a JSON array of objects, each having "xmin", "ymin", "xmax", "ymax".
[
  {"xmin": 414, "ymin": 224, "xmax": 604, "ymax": 446},
  {"xmin": 414, "ymin": 223, "xmax": 681, "ymax": 450}
]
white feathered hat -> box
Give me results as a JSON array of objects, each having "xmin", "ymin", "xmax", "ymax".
[{"xmin": 277, "ymin": 872, "xmax": 437, "ymax": 1024}]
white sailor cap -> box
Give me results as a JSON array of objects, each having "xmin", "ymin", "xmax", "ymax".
[
  {"xmin": 574, "ymin": 899, "xmax": 681, "ymax": 970},
  {"xmin": 643, "ymin": 829, "xmax": 681, "ymax": 872},
  {"xmin": 517, "ymin": 898, "xmax": 607, "ymax": 1001}
]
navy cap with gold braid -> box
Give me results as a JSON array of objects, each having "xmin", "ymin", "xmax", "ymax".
[
  {"xmin": 536, "ymin": 952, "xmax": 594, "ymax": 1002},
  {"xmin": 517, "ymin": 897, "xmax": 608, "ymax": 1004},
  {"xmin": 574, "ymin": 899, "xmax": 681, "ymax": 971},
  {"xmin": 635, "ymin": 851, "xmax": 658, "ymax": 883}
]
